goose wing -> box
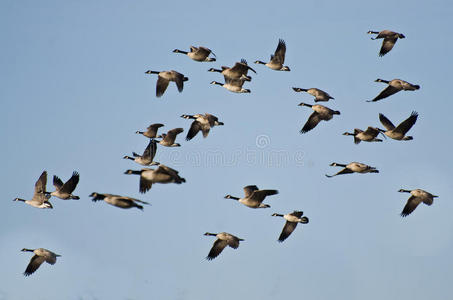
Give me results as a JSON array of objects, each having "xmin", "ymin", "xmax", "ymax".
[
  {"xmin": 243, "ymin": 185, "xmax": 259, "ymax": 197},
  {"xmin": 371, "ymin": 85, "xmax": 400, "ymax": 102},
  {"xmin": 394, "ymin": 111, "xmax": 418, "ymax": 135},
  {"xmin": 290, "ymin": 211, "xmax": 304, "ymax": 218},
  {"xmin": 156, "ymin": 76, "xmax": 170, "ymax": 97},
  {"xmin": 34, "ymin": 171, "xmax": 47, "ymax": 194},
  {"xmin": 146, "ymin": 123, "xmax": 164, "ymax": 137},
  {"xmin": 196, "ymin": 46, "xmax": 212, "ymax": 57},
  {"xmin": 325, "ymin": 168, "xmax": 354, "ymax": 178},
  {"xmin": 186, "ymin": 121, "xmax": 202, "ymax": 140},
  {"xmin": 207, "ymin": 239, "xmax": 228, "ymax": 260},
  {"xmin": 379, "ymin": 113, "xmax": 396, "ymax": 131},
  {"xmin": 380, "ymin": 36, "xmax": 398, "ymax": 56},
  {"xmin": 271, "ymin": 39, "xmax": 286, "ymax": 64},
  {"xmin": 142, "ymin": 139, "xmax": 157, "ymax": 161},
  {"xmin": 24, "ymin": 254, "xmax": 46, "ymax": 276},
  {"xmin": 59, "ymin": 171, "xmax": 80, "ymax": 194},
  {"xmin": 401, "ymin": 196, "xmax": 422, "ymax": 217},
  {"xmin": 227, "ymin": 235, "xmax": 241, "ymax": 249},
  {"xmin": 300, "ymin": 112, "xmax": 321, "ymax": 133},
  {"xmin": 205, "ymin": 113, "xmax": 219, "ymax": 127},
  {"xmin": 171, "ymin": 71, "xmax": 185, "ymax": 92},
  {"xmin": 278, "ymin": 221, "xmax": 298, "ymax": 242},
  {"xmin": 139, "ymin": 175, "xmax": 153, "ymax": 194},
  {"xmin": 225, "ymin": 77, "xmax": 245, "ymax": 87},
  {"xmin": 363, "ymin": 127, "xmax": 380, "ymax": 137},
  {"xmin": 53, "ymin": 175, "xmax": 64, "ymax": 190},
  {"xmin": 122, "ymin": 196, "xmax": 149, "ymax": 205},
  {"xmin": 249, "ymin": 189, "xmax": 278, "ymax": 203}
]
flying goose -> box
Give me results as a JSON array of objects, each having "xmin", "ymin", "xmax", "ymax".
[
  {"xmin": 181, "ymin": 113, "xmax": 224, "ymax": 140},
  {"xmin": 14, "ymin": 171, "xmax": 53, "ymax": 209},
  {"xmin": 136, "ymin": 123, "xmax": 164, "ymax": 138},
  {"xmin": 298, "ymin": 103, "xmax": 340, "ymax": 133},
  {"xmin": 255, "ymin": 39, "xmax": 290, "ymax": 71},
  {"xmin": 123, "ymin": 139, "xmax": 158, "ymax": 166},
  {"xmin": 21, "ymin": 248, "xmax": 60, "ymax": 276},
  {"xmin": 145, "ymin": 70, "xmax": 188, "ymax": 97},
  {"xmin": 378, "ymin": 111, "xmax": 418, "ymax": 140},
  {"xmin": 293, "ymin": 87, "xmax": 334, "ymax": 102},
  {"xmin": 326, "ymin": 162, "xmax": 379, "ymax": 178},
  {"xmin": 210, "ymin": 78, "xmax": 250, "ymax": 93},
  {"xmin": 272, "ymin": 211, "xmax": 309, "ymax": 242},
  {"xmin": 173, "ymin": 46, "xmax": 216, "ymax": 62},
  {"xmin": 208, "ymin": 59, "xmax": 256, "ymax": 81},
  {"xmin": 368, "ymin": 30, "xmax": 405, "ymax": 56},
  {"xmin": 156, "ymin": 128, "xmax": 184, "ymax": 147},
  {"xmin": 343, "ymin": 127, "xmax": 383, "ymax": 144},
  {"xmin": 89, "ymin": 192, "xmax": 149, "ymax": 210},
  {"xmin": 124, "ymin": 164, "xmax": 186, "ymax": 194},
  {"xmin": 367, "ymin": 79, "xmax": 420, "ymax": 102},
  {"xmin": 224, "ymin": 185, "xmax": 278, "ymax": 208},
  {"xmin": 46, "ymin": 171, "xmax": 80, "ymax": 200},
  {"xmin": 399, "ymin": 189, "xmax": 438, "ymax": 217},
  {"xmin": 204, "ymin": 232, "xmax": 244, "ymax": 260}
]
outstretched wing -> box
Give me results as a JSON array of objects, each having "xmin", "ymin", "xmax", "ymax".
[
  {"xmin": 278, "ymin": 221, "xmax": 298, "ymax": 242},
  {"xmin": 394, "ymin": 111, "xmax": 418, "ymax": 135},
  {"xmin": 401, "ymin": 196, "xmax": 422, "ymax": 217},
  {"xmin": 206, "ymin": 239, "xmax": 228, "ymax": 260},
  {"xmin": 300, "ymin": 112, "xmax": 321, "ymax": 133},
  {"xmin": 156, "ymin": 76, "xmax": 169, "ymax": 97},
  {"xmin": 379, "ymin": 36, "xmax": 398, "ymax": 56},
  {"xmin": 272, "ymin": 39, "xmax": 286, "ymax": 64},
  {"xmin": 60, "ymin": 171, "xmax": 80, "ymax": 194},
  {"xmin": 186, "ymin": 121, "xmax": 202, "ymax": 141},
  {"xmin": 370, "ymin": 85, "xmax": 400, "ymax": 102},
  {"xmin": 243, "ymin": 185, "xmax": 259, "ymax": 197},
  {"xmin": 379, "ymin": 113, "xmax": 396, "ymax": 131}
]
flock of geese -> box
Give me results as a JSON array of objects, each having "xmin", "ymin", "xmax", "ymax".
[{"xmin": 13, "ymin": 29, "xmax": 439, "ymax": 276}]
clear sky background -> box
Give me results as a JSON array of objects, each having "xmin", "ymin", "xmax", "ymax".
[{"xmin": 1, "ymin": 0, "xmax": 453, "ymax": 299}]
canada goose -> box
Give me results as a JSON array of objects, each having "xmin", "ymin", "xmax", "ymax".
[
  {"xmin": 326, "ymin": 162, "xmax": 379, "ymax": 178},
  {"xmin": 124, "ymin": 164, "xmax": 185, "ymax": 193},
  {"xmin": 255, "ymin": 39, "xmax": 290, "ymax": 71},
  {"xmin": 181, "ymin": 113, "xmax": 224, "ymax": 140},
  {"xmin": 343, "ymin": 127, "xmax": 383, "ymax": 144},
  {"xmin": 367, "ymin": 79, "xmax": 420, "ymax": 102},
  {"xmin": 272, "ymin": 211, "xmax": 309, "ymax": 242},
  {"xmin": 292, "ymin": 87, "xmax": 334, "ymax": 102},
  {"xmin": 398, "ymin": 189, "xmax": 438, "ymax": 217},
  {"xmin": 156, "ymin": 128, "xmax": 184, "ymax": 147},
  {"xmin": 208, "ymin": 59, "xmax": 256, "ymax": 81},
  {"xmin": 89, "ymin": 192, "xmax": 149, "ymax": 210},
  {"xmin": 210, "ymin": 78, "xmax": 250, "ymax": 93},
  {"xmin": 21, "ymin": 248, "xmax": 60, "ymax": 276},
  {"xmin": 136, "ymin": 123, "xmax": 164, "ymax": 138},
  {"xmin": 173, "ymin": 46, "xmax": 216, "ymax": 62},
  {"xmin": 14, "ymin": 171, "xmax": 53, "ymax": 209},
  {"xmin": 298, "ymin": 103, "xmax": 340, "ymax": 133},
  {"xmin": 368, "ymin": 30, "xmax": 405, "ymax": 56},
  {"xmin": 123, "ymin": 139, "xmax": 158, "ymax": 166},
  {"xmin": 378, "ymin": 111, "xmax": 418, "ymax": 140},
  {"xmin": 224, "ymin": 185, "xmax": 278, "ymax": 208},
  {"xmin": 46, "ymin": 171, "xmax": 80, "ymax": 200},
  {"xmin": 145, "ymin": 70, "xmax": 188, "ymax": 97},
  {"xmin": 204, "ymin": 232, "xmax": 244, "ymax": 260}
]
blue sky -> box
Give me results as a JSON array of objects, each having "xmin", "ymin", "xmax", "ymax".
[{"xmin": 2, "ymin": 0, "xmax": 453, "ymax": 299}]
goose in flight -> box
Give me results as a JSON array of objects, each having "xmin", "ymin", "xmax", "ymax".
[
  {"xmin": 210, "ymin": 78, "xmax": 250, "ymax": 93},
  {"xmin": 208, "ymin": 59, "xmax": 256, "ymax": 81},
  {"xmin": 123, "ymin": 139, "xmax": 158, "ymax": 166},
  {"xmin": 298, "ymin": 103, "xmax": 340, "ymax": 133},
  {"xmin": 293, "ymin": 87, "xmax": 334, "ymax": 102},
  {"xmin": 173, "ymin": 46, "xmax": 216, "ymax": 62},
  {"xmin": 21, "ymin": 248, "xmax": 60, "ymax": 276},
  {"xmin": 255, "ymin": 39, "xmax": 290, "ymax": 71},
  {"xmin": 145, "ymin": 70, "xmax": 188, "ymax": 97},
  {"xmin": 272, "ymin": 211, "xmax": 309, "ymax": 242},
  {"xmin": 367, "ymin": 30, "xmax": 405, "ymax": 56},
  {"xmin": 367, "ymin": 79, "xmax": 420, "ymax": 102},
  {"xmin": 14, "ymin": 171, "xmax": 53, "ymax": 209},
  {"xmin": 224, "ymin": 185, "xmax": 278, "ymax": 208},
  {"xmin": 136, "ymin": 123, "xmax": 164, "ymax": 138},
  {"xmin": 156, "ymin": 128, "xmax": 184, "ymax": 147},
  {"xmin": 46, "ymin": 171, "xmax": 80, "ymax": 200},
  {"xmin": 378, "ymin": 111, "xmax": 418, "ymax": 140},
  {"xmin": 181, "ymin": 113, "xmax": 224, "ymax": 140},
  {"xmin": 124, "ymin": 163, "xmax": 185, "ymax": 194},
  {"xmin": 89, "ymin": 192, "xmax": 149, "ymax": 210},
  {"xmin": 399, "ymin": 189, "xmax": 438, "ymax": 217},
  {"xmin": 343, "ymin": 127, "xmax": 383, "ymax": 144},
  {"xmin": 204, "ymin": 232, "xmax": 244, "ymax": 260},
  {"xmin": 326, "ymin": 162, "xmax": 379, "ymax": 178}
]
